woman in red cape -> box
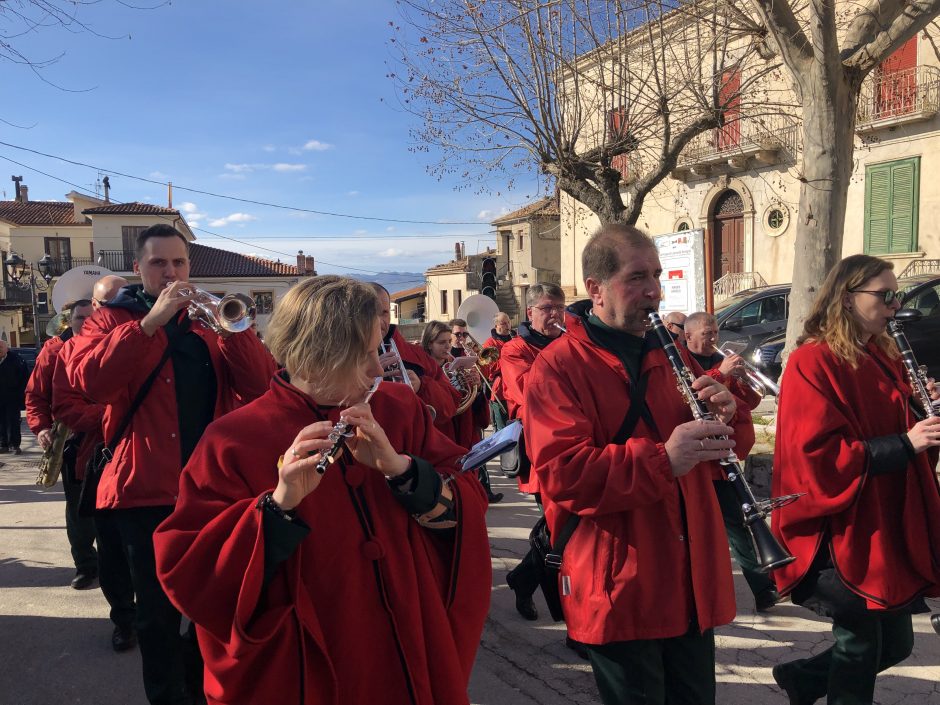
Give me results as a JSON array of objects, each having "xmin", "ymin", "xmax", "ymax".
[
  {"xmin": 154, "ymin": 277, "xmax": 491, "ymax": 705},
  {"xmin": 771, "ymin": 254, "xmax": 940, "ymax": 705}
]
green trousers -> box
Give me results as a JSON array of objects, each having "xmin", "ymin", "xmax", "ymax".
[
  {"xmin": 713, "ymin": 479, "xmax": 776, "ymax": 599},
  {"xmin": 776, "ymin": 610, "xmax": 913, "ymax": 705},
  {"xmin": 585, "ymin": 626, "xmax": 715, "ymax": 705}
]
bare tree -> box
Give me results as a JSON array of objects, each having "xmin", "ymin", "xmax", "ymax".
[
  {"xmin": 390, "ymin": 0, "xmax": 781, "ymax": 225},
  {"xmin": 748, "ymin": 0, "xmax": 940, "ymax": 348}
]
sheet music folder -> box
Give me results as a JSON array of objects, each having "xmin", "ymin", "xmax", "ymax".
[{"xmin": 460, "ymin": 420, "xmax": 523, "ymax": 472}]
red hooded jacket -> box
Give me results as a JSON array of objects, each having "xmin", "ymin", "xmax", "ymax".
[
  {"xmin": 66, "ymin": 287, "xmax": 276, "ymax": 509},
  {"xmin": 389, "ymin": 326, "xmax": 461, "ymax": 436},
  {"xmin": 771, "ymin": 340, "xmax": 940, "ymax": 609},
  {"xmin": 154, "ymin": 376, "xmax": 491, "ymax": 705},
  {"xmin": 25, "ymin": 334, "xmax": 68, "ymax": 435},
  {"xmin": 51, "ymin": 336, "xmax": 104, "ymax": 481},
  {"xmin": 523, "ymin": 314, "xmax": 753, "ymax": 644},
  {"xmin": 481, "ymin": 330, "xmax": 514, "ymax": 402}
]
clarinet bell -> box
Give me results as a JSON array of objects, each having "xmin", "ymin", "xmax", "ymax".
[{"xmin": 748, "ymin": 516, "xmax": 796, "ymax": 573}]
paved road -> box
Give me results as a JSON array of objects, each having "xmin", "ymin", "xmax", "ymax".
[{"xmin": 2, "ymin": 431, "xmax": 939, "ymax": 704}]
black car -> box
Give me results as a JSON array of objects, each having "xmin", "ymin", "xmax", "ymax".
[
  {"xmin": 751, "ymin": 274, "xmax": 940, "ymax": 382},
  {"xmin": 715, "ymin": 284, "xmax": 791, "ymax": 358},
  {"xmin": 10, "ymin": 346, "xmax": 39, "ymax": 376}
]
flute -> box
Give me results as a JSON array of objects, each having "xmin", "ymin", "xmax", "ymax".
[{"xmin": 315, "ymin": 377, "xmax": 382, "ymax": 474}]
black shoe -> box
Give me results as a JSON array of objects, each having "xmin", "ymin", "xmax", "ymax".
[
  {"xmin": 487, "ymin": 492, "xmax": 504, "ymax": 504},
  {"xmin": 772, "ymin": 663, "xmax": 811, "ymax": 705},
  {"xmin": 0, "ymin": 446, "xmax": 9, "ymax": 453},
  {"xmin": 755, "ymin": 587, "xmax": 781, "ymax": 612},
  {"xmin": 565, "ymin": 636, "xmax": 590, "ymax": 660},
  {"xmin": 506, "ymin": 573, "xmax": 538, "ymax": 621},
  {"xmin": 12, "ymin": 447, "xmax": 21, "ymax": 455},
  {"xmin": 111, "ymin": 625, "xmax": 137, "ymax": 652},
  {"xmin": 70, "ymin": 572, "xmax": 99, "ymax": 590}
]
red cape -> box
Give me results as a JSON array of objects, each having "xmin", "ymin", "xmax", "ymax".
[
  {"xmin": 772, "ymin": 341, "xmax": 940, "ymax": 609},
  {"xmin": 154, "ymin": 376, "xmax": 491, "ymax": 705}
]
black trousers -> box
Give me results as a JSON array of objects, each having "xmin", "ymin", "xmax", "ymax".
[
  {"xmin": 506, "ymin": 493, "xmax": 543, "ymax": 598},
  {"xmin": 585, "ymin": 625, "xmax": 716, "ymax": 705},
  {"xmin": 112, "ymin": 506, "xmax": 200, "ymax": 705},
  {"xmin": 61, "ymin": 463, "xmax": 98, "ymax": 575},
  {"xmin": 713, "ymin": 479, "xmax": 775, "ymax": 599},
  {"xmin": 0, "ymin": 404, "xmax": 21, "ymax": 448},
  {"xmin": 94, "ymin": 510, "xmax": 137, "ymax": 631},
  {"xmin": 776, "ymin": 610, "xmax": 913, "ymax": 705}
]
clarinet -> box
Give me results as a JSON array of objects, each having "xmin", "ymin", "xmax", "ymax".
[
  {"xmin": 315, "ymin": 377, "xmax": 382, "ymax": 474},
  {"xmin": 887, "ymin": 319, "xmax": 939, "ymax": 420},
  {"xmin": 648, "ymin": 312, "xmax": 800, "ymax": 572}
]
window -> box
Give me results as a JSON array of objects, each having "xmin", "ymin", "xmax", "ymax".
[
  {"xmin": 864, "ymin": 157, "xmax": 920, "ymax": 255},
  {"xmin": 441, "ymin": 290, "xmax": 448, "ymax": 315},
  {"xmin": 517, "ymin": 232, "xmax": 525, "ymax": 250},
  {"xmin": 875, "ymin": 36, "xmax": 918, "ymax": 120},
  {"xmin": 454, "ymin": 289, "xmax": 462, "ymax": 309},
  {"xmin": 121, "ymin": 225, "xmax": 147, "ymax": 253},
  {"xmin": 606, "ymin": 106, "xmax": 629, "ymax": 141},
  {"xmin": 724, "ymin": 294, "xmax": 787, "ymax": 329},
  {"xmin": 252, "ymin": 291, "xmax": 274, "ymax": 315},
  {"xmin": 716, "ymin": 69, "xmax": 741, "ymax": 151},
  {"xmin": 44, "ymin": 237, "xmax": 72, "ymax": 275},
  {"xmin": 905, "ymin": 283, "xmax": 940, "ymax": 316},
  {"xmin": 677, "ymin": 222, "xmax": 691, "ymax": 232}
]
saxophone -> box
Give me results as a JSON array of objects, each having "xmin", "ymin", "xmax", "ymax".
[{"xmin": 35, "ymin": 420, "xmax": 72, "ymax": 488}]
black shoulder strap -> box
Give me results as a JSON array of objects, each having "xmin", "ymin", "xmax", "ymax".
[{"xmin": 549, "ymin": 369, "xmax": 654, "ymax": 556}]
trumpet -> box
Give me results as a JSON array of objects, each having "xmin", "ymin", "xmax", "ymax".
[
  {"xmin": 649, "ymin": 312, "xmax": 801, "ymax": 572},
  {"xmin": 380, "ymin": 338, "xmax": 409, "ymax": 384},
  {"xmin": 460, "ymin": 334, "xmax": 506, "ymax": 416},
  {"xmin": 176, "ymin": 285, "xmax": 256, "ymax": 335},
  {"xmin": 715, "ymin": 346, "xmax": 780, "ymax": 397}
]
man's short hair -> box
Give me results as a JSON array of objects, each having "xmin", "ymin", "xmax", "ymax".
[
  {"xmin": 368, "ymin": 282, "xmax": 390, "ymax": 298},
  {"xmin": 582, "ymin": 224, "xmax": 655, "ymax": 285},
  {"xmin": 448, "ymin": 318, "xmax": 467, "ymax": 328},
  {"xmin": 135, "ymin": 224, "xmax": 189, "ymax": 258},
  {"xmin": 685, "ymin": 311, "xmax": 717, "ymax": 330},
  {"xmin": 525, "ymin": 282, "xmax": 564, "ymax": 307},
  {"xmin": 664, "ymin": 311, "xmax": 687, "ymax": 325}
]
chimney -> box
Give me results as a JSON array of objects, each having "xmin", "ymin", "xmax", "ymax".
[
  {"xmin": 454, "ymin": 242, "xmax": 461, "ymax": 261},
  {"xmin": 305, "ymin": 256, "xmax": 316, "ymax": 276},
  {"xmin": 296, "ymin": 250, "xmax": 306, "ymax": 272},
  {"xmin": 167, "ymin": 181, "xmax": 173, "ymax": 208},
  {"xmin": 102, "ymin": 176, "xmax": 111, "ymax": 204},
  {"xmin": 11, "ymin": 175, "xmax": 23, "ymax": 202},
  {"xmin": 461, "ymin": 241, "xmax": 466, "ymax": 259},
  {"xmin": 19, "ymin": 185, "xmax": 29, "ymax": 203}
]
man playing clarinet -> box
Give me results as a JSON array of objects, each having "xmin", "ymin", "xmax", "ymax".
[{"xmin": 523, "ymin": 224, "xmax": 754, "ymax": 705}]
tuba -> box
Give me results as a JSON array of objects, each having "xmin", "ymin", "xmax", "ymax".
[
  {"xmin": 444, "ymin": 357, "xmax": 481, "ymax": 415},
  {"xmin": 35, "ymin": 420, "xmax": 71, "ymax": 488},
  {"xmin": 177, "ymin": 286, "xmax": 256, "ymax": 335}
]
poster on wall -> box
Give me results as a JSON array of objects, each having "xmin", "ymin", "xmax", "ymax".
[{"xmin": 654, "ymin": 229, "xmax": 705, "ymax": 315}]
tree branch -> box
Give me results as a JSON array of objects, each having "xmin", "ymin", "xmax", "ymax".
[
  {"xmin": 842, "ymin": 0, "xmax": 940, "ymax": 74},
  {"xmin": 747, "ymin": 0, "xmax": 814, "ymax": 76}
]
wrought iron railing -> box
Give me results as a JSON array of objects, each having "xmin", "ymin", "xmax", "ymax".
[
  {"xmin": 678, "ymin": 116, "xmax": 801, "ymax": 167},
  {"xmin": 713, "ymin": 271, "xmax": 768, "ymax": 302},
  {"xmin": 857, "ymin": 65, "xmax": 940, "ymax": 126},
  {"xmin": 46, "ymin": 256, "xmax": 95, "ymax": 277},
  {"xmin": 898, "ymin": 258, "xmax": 940, "ymax": 278},
  {"xmin": 96, "ymin": 250, "xmax": 135, "ymax": 272},
  {"xmin": 2, "ymin": 284, "xmax": 33, "ymax": 304}
]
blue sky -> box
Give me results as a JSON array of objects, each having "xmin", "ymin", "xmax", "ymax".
[{"xmin": 1, "ymin": 0, "xmax": 541, "ymax": 289}]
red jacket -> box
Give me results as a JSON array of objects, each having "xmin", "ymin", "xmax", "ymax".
[
  {"xmin": 51, "ymin": 337, "xmax": 104, "ymax": 481},
  {"xmin": 523, "ymin": 315, "xmax": 753, "ymax": 644},
  {"xmin": 154, "ymin": 376, "xmax": 491, "ymax": 705},
  {"xmin": 771, "ymin": 341, "xmax": 940, "ymax": 609},
  {"xmin": 481, "ymin": 331, "xmax": 514, "ymax": 401},
  {"xmin": 500, "ymin": 333, "xmax": 548, "ymax": 494},
  {"xmin": 25, "ymin": 334, "xmax": 67, "ymax": 435},
  {"xmin": 390, "ymin": 327, "xmax": 461, "ymax": 435},
  {"xmin": 66, "ymin": 291, "xmax": 276, "ymax": 509}
]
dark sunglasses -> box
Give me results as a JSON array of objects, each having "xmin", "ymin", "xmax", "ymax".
[
  {"xmin": 669, "ymin": 322, "xmax": 685, "ymax": 330},
  {"xmin": 453, "ymin": 331, "xmax": 469, "ymax": 338},
  {"xmin": 849, "ymin": 288, "xmax": 906, "ymax": 305}
]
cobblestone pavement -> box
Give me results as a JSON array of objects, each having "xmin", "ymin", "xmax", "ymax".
[{"xmin": 2, "ymin": 428, "xmax": 939, "ymax": 704}]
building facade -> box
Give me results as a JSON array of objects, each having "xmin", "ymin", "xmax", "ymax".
[{"xmin": 424, "ymin": 244, "xmax": 506, "ymax": 323}]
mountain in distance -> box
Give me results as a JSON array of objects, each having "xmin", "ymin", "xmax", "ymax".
[{"xmin": 348, "ymin": 271, "xmax": 425, "ymax": 293}]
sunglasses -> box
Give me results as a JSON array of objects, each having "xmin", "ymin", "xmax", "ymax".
[
  {"xmin": 453, "ymin": 331, "xmax": 469, "ymax": 338},
  {"xmin": 849, "ymin": 288, "xmax": 906, "ymax": 305},
  {"xmin": 669, "ymin": 322, "xmax": 685, "ymax": 330}
]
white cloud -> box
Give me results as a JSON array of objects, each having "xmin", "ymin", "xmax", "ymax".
[
  {"xmin": 178, "ymin": 202, "xmax": 199, "ymax": 214},
  {"xmin": 378, "ymin": 248, "xmax": 404, "ymax": 258},
  {"xmin": 149, "ymin": 171, "xmax": 169, "ymax": 180},
  {"xmin": 262, "ymin": 144, "xmax": 276, "ymax": 152},
  {"xmin": 224, "ymin": 162, "xmax": 306, "ymax": 174},
  {"xmin": 272, "ymin": 163, "xmax": 307, "ymax": 172},
  {"xmin": 347, "ymin": 190, "xmax": 360, "ymax": 197},
  {"xmin": 302, "ymin": 139, "xmax": 333, "ymax": 151},
  {"xmin": 224, "ymin": 163, "xmax": 254, "ymax": 173},
  {"xmin": 208, "ymin": 213, "xmax": 258, "ymax": 227},
  {"xmin": 477, "ymin": 210, "xmax": 493, "ymax": 219},
  {"xmin": 353, "ymin": 229, "xmax": 368, "ymax": 236},
  {"xmin": 386, "ymin": 226, "xmax": 396, "ymax": 232}
]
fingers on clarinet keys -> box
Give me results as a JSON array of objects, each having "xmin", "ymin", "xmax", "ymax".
[
  {"xmin": 908, "ymin": 417, "xmax": 940, "ymax": 454},
  {"xmin": 665, "ymin": 420, "xmax": 735, "ymax": 478}
]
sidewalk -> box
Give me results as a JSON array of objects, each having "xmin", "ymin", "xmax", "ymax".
[{"xmin": 2, "ymin": 428, "xmax": 939, "ymax": 704}]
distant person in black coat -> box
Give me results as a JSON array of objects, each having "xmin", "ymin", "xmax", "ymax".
[{"xmin": 0, "ymin": 340, "xmax": 29, "ymax": 453}]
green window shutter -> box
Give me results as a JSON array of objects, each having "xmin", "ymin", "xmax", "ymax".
[
  {"xmin": 889, "ymin": 159, "xmax": 918, "ymax": 253},
  {"xmin": 864, "ymin": 157, "xmax": 920, "ymax": 255},
  {"xmin": 865, "ymin": 164, "xmax": 891, "ymax": 254}
]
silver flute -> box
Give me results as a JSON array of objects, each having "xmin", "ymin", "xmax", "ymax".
[{"xmin": 315, "ymin": 377, "xmax": 382, "ymax": 474}]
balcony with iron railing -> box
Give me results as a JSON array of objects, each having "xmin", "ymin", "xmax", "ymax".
[
  {"xmin": 675, "ymin": 117, "xmax": 800, "ymax": 177},
  {"xmin": 713, "ymin": 271, "xmax": 768, "ymax": 303},
  {"xmin": 1, "ymin": 284, "xmax": 34, "ymax": 305},
  {"xmin": 45, "ymin": 256, "xmax": 96, "ymax": 277},
  {"xmin": 96, "ymin": 250, "xmax": 135, "ymax": 273},
  {"xmin": 856, "ymin": 65, "xmax": 940, "ymax": 133},
  {"xmin": 898, "ymin": 258, "xmax": 940, "ymax": 278}
]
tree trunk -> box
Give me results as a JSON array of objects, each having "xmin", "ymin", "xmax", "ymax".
[{"xmin": 784, "ymin": 63, "xmax": 861, "ymax": 353}]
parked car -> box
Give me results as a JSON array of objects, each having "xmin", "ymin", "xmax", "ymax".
[
  {"xmin": 11, "ymin": 346, "xmax": 39, "ymax": 376},
  {"xmin": 715, "ymin": 284, "xmax": 791, "ymax": 358},
  {"xmin": 751, "ymin": 274, "xmax": 940, "ymax": 383}
]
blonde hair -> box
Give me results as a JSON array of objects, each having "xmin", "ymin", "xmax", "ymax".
[
  {"xmin": 798, "ymin": 254, "xmax": 898, "ymax": 367},
  {"xmin": 421, "ymin": 320, "xmax": 451, "ymax": 356},
  {"xmin": 266, "ymin": 276, "xmax": 380, "ymax": 398}
]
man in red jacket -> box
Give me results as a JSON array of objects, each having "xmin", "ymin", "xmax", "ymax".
[
  {"xmin": 26, "ymin": 299, "xmax": 97, "ymax": 590},
  {"xmin": 67, "ymin": 224, "xmax": 275, "ymax": 705},
  {"xmin": 523, "ymin": 224, "xmax": 753, "ymax": 705},
  {"xmin": 54, "ymin": 275, "xmax": 139, "ymax": 652},
  {"xmin": 481, "ymin": 311, "xmax": 514, "ymax": 430}
]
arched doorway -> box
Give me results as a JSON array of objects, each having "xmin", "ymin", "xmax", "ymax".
[{"xmin": 711, "ymin": 190, "xmax": 745, "ymax": 281}]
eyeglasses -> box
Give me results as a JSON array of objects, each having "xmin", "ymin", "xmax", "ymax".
[
  {"xmin": 849, "ymin": 289, "xmax": 906, "ymax": 305},
  {"xmin": 668, "ymin": 322, "xmax": 685, "ymax": 330},
  {"xmin": 453, "ymin": 331, "xmax": 469, "ymax": 338},
  {"xmin": 533, "ymin": 304, "xmax": 566, "ymax": 314}
]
